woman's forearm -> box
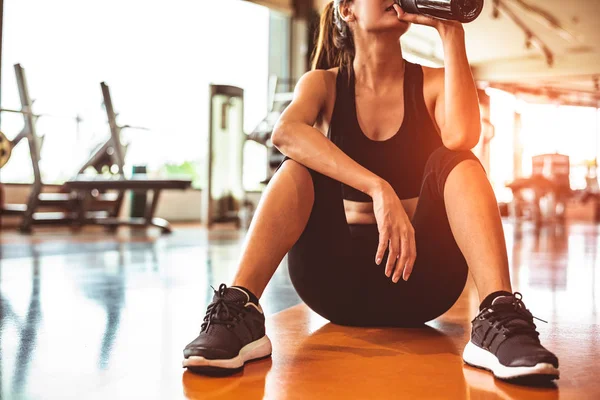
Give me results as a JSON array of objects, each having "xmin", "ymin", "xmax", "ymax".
[
  {"xmin": 439, "ymin": 25, "xmax": 481, "ymax": 147},
  {"xmin": 272, "ymin": 121, "xmax": 387, "ymax": 197}
]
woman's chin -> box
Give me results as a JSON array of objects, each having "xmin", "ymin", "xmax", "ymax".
[
  {"xmin": 390, "ymin": 21, "xmax": 411, "ymax": 35},
  {"xmin": 400, "ymin": 21, "xmax": 411, "ymax": 33},
  {"xmin": 384, "ymin": 17, "xmax": 411, "ymax": 30},
  {"xmin": 369, "ymin": 21, "xmax": 411, "ymax": 35}
]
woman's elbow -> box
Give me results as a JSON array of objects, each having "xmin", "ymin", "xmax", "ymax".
[
  {"xmin": 271, "ymin": 121, "xmax": 290, "ymax": 148},
  {"xmin": 444, "ymin": 129, "xmax": 480, "ymax": 151}
]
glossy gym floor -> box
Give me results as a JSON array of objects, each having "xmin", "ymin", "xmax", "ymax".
[{"xmin": 0, "ymin": 221, "xmax": 598, "ymax": 400}]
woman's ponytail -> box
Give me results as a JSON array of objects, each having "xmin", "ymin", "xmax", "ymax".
[{"xmin": 310, "ymin": 1, "xmax": 355, "ymax": 73}]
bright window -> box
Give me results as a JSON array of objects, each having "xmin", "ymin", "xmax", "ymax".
[
  {"xmin": 487, "ymin": 88, "xmax": 600, "ymax": 201},
  {"xmin": 1, "ymin": 0, "xmax": 270, "ymax": 188},
  {"xmin": 520, "ymin": 104, "xmax": 599, "ymax": 190}
]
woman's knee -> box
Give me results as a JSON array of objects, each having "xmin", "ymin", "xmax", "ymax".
[
  {"xmin": 424, "ymin": 146, "xmax": 485, "ymax": 198},
  {"xmin": 273, "ymin": 159, "xmax": 315, "ymax": 202},
  {"xmin": 424, "ymin": 146, "xmax": 481, "ymax": 176},
  {"xmin": 277, "ymin": 158, "xmax": 312, "ymax": 182}
]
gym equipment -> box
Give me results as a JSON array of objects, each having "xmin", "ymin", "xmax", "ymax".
[
  {"xmin": 577, "ymin": 159, "xmax": 600, "ymax": 222},
  {"xmin": 396, "ymin": 0, "xmax": 484, "ymax": 23},
  {"xmin": 64, "ymin": 175, "xmax": 190, "ymax": 233},
  {"xmin": 78, "ymin": 82, "xmax": 150, "ymax": 176},
  {"xmin": 0, "ymin": 64, "xmax": 49, "ymax": 231},
  {"xmin": 506, "ymin": 153, "xmax": 572, "ymax": 225},
  {"xmin": 130, "ymin": 165, "xmax": 148, "ymax": 218},
  {"xmin": 0, "ymin": 129, "xmax": 12, "ymax": 168},
  {"xmin": 203, "ymin": 78, "xmax": 296, "ymax": 228},
  {"xmin": 72, "ymin": 81, "xmax": 143, "ymax": 230},
  {"xmin": 65, "ymin": 81, "xmax": 191, "ymax": 234},
  {"xmin": 203, "ymin": 84, "xmax": 247, "ymax": 227},
  {"xmin": 0, "ymin": 64, "xmax": 191, "ymax": 233},
  {"xmin": 0, "ymin": 64, "xmax": 82, "ymax": 169},
  {"xmin": 247, "ymin": 75, "xmax": 295, "ymax": 184}
]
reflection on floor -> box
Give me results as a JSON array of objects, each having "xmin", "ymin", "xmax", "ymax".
[{"xmin": 0, "ymin": 221, "xmax": 598, "ymax": 399}]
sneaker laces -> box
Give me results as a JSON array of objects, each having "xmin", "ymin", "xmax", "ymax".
[
  {"xmin": 200, "ymin": 284, "xmax": 246, "ymax": 332},
  {"xmin": 477, "ymin": 292, "xmax": 547, "ymax": 339}
]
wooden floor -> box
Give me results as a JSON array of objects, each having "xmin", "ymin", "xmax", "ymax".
[{"xmin": 0, "ymin": 221, "xmax": 598, "ymax": 399}]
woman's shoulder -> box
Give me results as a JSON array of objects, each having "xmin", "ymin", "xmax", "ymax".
[
  {"xmin": 299, "ymin": 67, "xmax": 339, "ymax": 89},
  {"xmin": 297, "ymin": 68, "xmax": 339, "ymax": 106},
  {"xmin": 295, "ymin": 68, "xmax": 339, "ymax": 130}
]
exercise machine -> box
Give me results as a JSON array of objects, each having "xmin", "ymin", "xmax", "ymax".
[
  {"xmin": 0, "ymin": 64, "xmax": 191, "ymax": 233},
  {"xmin": 66, "ymin": 81, "xmax": 191, "ymax": 234},
  {"xmin": 247, "ymin": 75, "xmax": 295, "ymax": 184},
  {"xmin": 506, "ymin": 153, "xmax": 572, "ymax": 225},
  {"xmin": 0, "ymin": 64, "xmax": 59, "ymax": 232},
  {"xmin": 203, "ymin": 84, "xmax": 247, "ymax": 228}
]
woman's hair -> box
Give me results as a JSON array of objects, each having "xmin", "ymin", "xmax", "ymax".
[{"xmin": 310, "ymin": 0, "xmax": 355, "ymax": 74}]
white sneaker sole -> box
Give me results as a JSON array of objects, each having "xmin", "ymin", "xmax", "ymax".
[
  {"xmin": 462, "ymin": 341, "xmax": 559, "ymax": 381},
  {"xmin": 182, "ymin": 335, "xmax": 272, "ymax": 372}
]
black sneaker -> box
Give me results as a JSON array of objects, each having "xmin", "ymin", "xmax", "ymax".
[
  {"xmin": 182, "ymin": 283, "xmax": 272, "ymax": 376},
  {"xmin": 462, "ymin": 292, "xmax": 559, "ymax": 382}
]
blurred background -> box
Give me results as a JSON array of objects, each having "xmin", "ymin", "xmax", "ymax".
[
  {"xmin": 1, "ymin": 1, "xmax": 599, "ymax": 399},
  {"xmin": 1, "ymin": 0, "xmax": 599, "ymax": 228}
]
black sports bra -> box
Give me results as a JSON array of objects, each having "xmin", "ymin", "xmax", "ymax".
[{"xmin": 327, "ymin": 61, "xmax": 444, "ymax": 201}]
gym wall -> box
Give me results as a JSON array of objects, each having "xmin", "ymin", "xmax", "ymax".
[{"xmin": 246, "ymin": 0, "xmax": 293, "ymax": 14}]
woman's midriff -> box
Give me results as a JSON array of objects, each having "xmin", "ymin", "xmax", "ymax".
[{"xmin": 343, "ymin": 197, "xmax": 419, "ymax": 225}]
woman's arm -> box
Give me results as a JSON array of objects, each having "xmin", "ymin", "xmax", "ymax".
[
  {"xmin": 433, "ymin": 25, "xmax": 481, "ymax": 150},
  {"xmin": 393, "ymin": 6, "xmax": 481, "ymax": 151},
  {"xmin": 273, "ymin": 70, "xmax": 416, "ymax": 279},
  {"xmin": 271, "ymin": 70, "xmax": 387, "ymax": 198}
]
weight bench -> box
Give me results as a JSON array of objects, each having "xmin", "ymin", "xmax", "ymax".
[{"xmin": 64, "ymin": 175, "xmax": 192, "ymax": 234}]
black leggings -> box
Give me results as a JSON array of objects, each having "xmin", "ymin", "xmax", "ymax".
[{"xmin": 276, "ymin": 146, "xmax": 487, "ymax": 327}]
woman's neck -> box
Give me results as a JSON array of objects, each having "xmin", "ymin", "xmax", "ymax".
[{"xmin": 352, "ymin": 35, "xmax": 406, "ymax": 93}]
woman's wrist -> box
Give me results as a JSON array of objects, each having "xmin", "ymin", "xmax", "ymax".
[
  {"xmin": 366, "ymin": 177, "xmax": 389, "ymax": 198},
  {"xmin": 437, "ymin": 22, "xmax": 464, "ymax": 41}
]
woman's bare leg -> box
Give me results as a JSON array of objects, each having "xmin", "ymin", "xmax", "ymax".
[
  {"xmin": 444, "ymin": 159, "xmax": 513, "ymax": 303},
  {"xmin": 232, "ymin": 160, "xmax": 315, "ymax": 298}
]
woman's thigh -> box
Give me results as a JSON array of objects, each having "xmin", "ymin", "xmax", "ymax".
[
  {"xmin": 277, "ymin": 147, "xmax": 479, "ymax": 326},
  {"xmin": 339, "ymin": 214, "xmax": 468, "ymax": 327},
  {"xmin": 340, "ymin": 148, "xmax": 481, "ymax": 326},
  {"xmin": 281, "ymin": 175, "xmax": 465, "ymax": 326},
  {"xmin": 275, "ymin": 157, "xmax": 360, "ymax": 321}
]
